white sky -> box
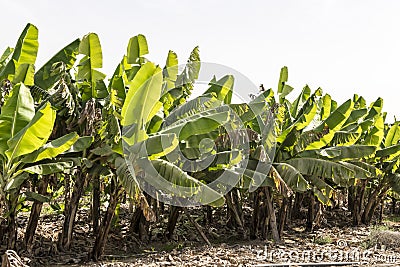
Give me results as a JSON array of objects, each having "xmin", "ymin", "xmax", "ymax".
[{"xmin": 2, "ymin": 0, "xmax": 399, "ymax": 120}]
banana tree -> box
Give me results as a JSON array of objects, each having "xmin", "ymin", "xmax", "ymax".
[
  {"xmin": 356, "ymin": 118, "xmax": 400, "ymax": 224},
  {"xmin": 88, "ymin": 35, "xmax": 214, "ymax": 259},
  {"xmin": 0, "ymin": 83, "xmax": 81, "ymax": 249},
  {"xmin": 244, "ymin": 67, "xmax": 377, "ymax": 237}
]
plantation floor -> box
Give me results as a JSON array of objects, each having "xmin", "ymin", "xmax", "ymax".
[{"xmin": 4, "ymin": 207, "xmax": 400, "ymax": 266}]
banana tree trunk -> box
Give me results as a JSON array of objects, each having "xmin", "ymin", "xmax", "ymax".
[
  {"xmin": 24, "ymin": 176, "xmax": 49, "ymax": 250},
  {"xmin": 391, "ymin": 196, "xmax": 397, "ymax": 214},
  {"xmin": 378, "ymin": 199, "xmax": 384, "ymax": 223},
  {"xmin": 59, "ymin": 170, "xmax": 87, "ymax": 250},
  {"xmin": 292, "ymin": 192, "xmax": 304, "ymax": 219},
  {"xmin": 278, "ymin": 197, "xmax": 289, "ymax": 237},
  {"xmin": 362, "ymin": 189, "xmax": 379, "ymax": 225},
  {"xmin": 250, "ymin": 190, "xmax": 260, "ymax": 239},
  {"xmin": 166, "ymin": 206, "xmax": 181, "ymax": 240},
  {"xmin": 264, "ymin": 187, "xmax": 280, "ymax": 243},
  {"xmin": 351, "ymin": 181, "xmax": 366, "ymax": 226},
  {"xmin": 226, "ymin": 191, "xmax": 244, "ymax": 230},
  {"xmin": 6, "ymin": 190, "xmax": 20, "ymax": 249},
  {"xmin": 91, "ymin": 183, "xmax": 123, "ymax": 261},
  {"xmin": 131, "ymin": 209, "xmax": 150, "ymax": 242},
  {"xmin": 306, "ymin": 191, "xmax": 315, "ymax": 232},
  {"xmin": 92, "ymin": 175, "xmax": 100, "ymax": 236}
]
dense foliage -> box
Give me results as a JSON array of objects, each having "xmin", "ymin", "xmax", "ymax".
[{"xmin": 1, "ymin": 23, "xmax": 400, "ymax": 261}]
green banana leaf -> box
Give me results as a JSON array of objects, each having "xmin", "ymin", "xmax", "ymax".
[
  {"xmin": 298, "ymin": 145, "xmax": 376, "ymax": 161},
  {"xmin": 77, "ymin": 33, "xmax": 107, "ymax": 101},
  {"xmin": 384, "ymin": 122, "xmax": 400, "ymax": 147},
  {"xmin": 273, "ymin": 163, "xmax": 308, "ymax": 192},
  {"xmin": 0, "ymin": 23, "xmax": 38, "ymax": 85},
  {"xmin": 34, "ymin": 39, "xmax": 80, "ymax": 90},
  {"xmin": 127, "ymin": 34, "xmax": 149, "ymax": 65},
  {"xmin": 21, "ymin": 132, "xmax": 79, "ymax": 163},
  {"xmin": 0, "ymin": 83, "xmax": 35, "ymax": 156},
  {"xmin": 121, "ymin": 62, "xmax": 163, "ymax": 144},
  {"xmin": 6, "ymin": 102, "xmax": 56, "ymax": 160},
  {"xmin": 139, "ymin": 158, "xmax": 225, "ymax": 207}
]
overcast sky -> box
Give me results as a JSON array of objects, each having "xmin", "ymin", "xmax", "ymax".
[{"xmin": 2, "ymin": 0, "xmax": 399, "ymax": 120}]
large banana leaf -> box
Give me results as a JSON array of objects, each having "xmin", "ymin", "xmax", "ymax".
[
  {"xmin": 277, "ymin": 97, "xmax": 318, "ymax": 143},
  {"xmin": 298, "ymin": 145, "xmax": 376, "ymax": 161},
  {"xmin": 162, "ymin": 50, "xmax": 178, "ymax": 93},
  {"xmin": 174, "ymin": 46, "xmax": 200, "ymax": 99},
  {"xmin": 277, "ymin": 66, "xmax": 294, "ymax": 102},
  {"xmin": 138, "ymin": 158, "xmax": 225, "ymax": 207},
  {"xmin": 34, "ymin": 39, "xmax": 80, "ymax": 90},
  {"xmin": 124, "ymin": 133, "xmax": 178, "ymax": 160},
  {"xmin": 127, "ymin": 34, "xmax": 149, "ymax": 65},
  {"xmin": 6, "ymin": 102, "xmax": 56, "ymax": 160},
  {"xmin": 376, "ymin": 143, "xmax": 400, "ymax": 161},
  {"xmin": 164, "ymin": 93, "xmax": 221, "ymax": 126},
  {"xmin": 76, "ymin": 33, "xmax": 107, "ymax": 101},
  {"xmin": 0, "ymin": 23, "xmax": 38, "ymax": 85},
  {"xmin": 342, "ymin": 108, "xmax": 368, "ymax": 128},
  {"xmin": 319, "ymin": 93, "xmax": 332, "ymax": 121},
  {"xmin": 330, "ymin": 126, "xmax": 362, "ymax": 146},
  {"xmin": 303, "ymin": 99, "xmax": 354, "ymax": 150},
  {"xmin": 203, "ymin": 75, "xmax": 234, "ymax": 104},
  {"xmin": 22, "ymin": 161, "xmax": 74, "ymax": 175},
  {"xmin": 308, "ymin": 176, "xmax": 334, "ymax": 205},
  {"xmin": 160, "ymin": 109, "xmax": 230, "ymax": 141},
  {"xmin": 290, "ymin": 85, "xmax": 311, "ymax": 118},
  {"xmin": 63, "ymin": 136, "xmax": 94, "ymax": 153},
  {"xmin": 363, "ymin": 115, "xmax": 384, "ymax": 146},
  {"xmin": 121, "ymin": 62, "xmax": 163, "ymax": 144},
  {"xmin": 0, "ymin": 84, "xmax": 35, "ymax": 157},
  {"xmin": 115, "ymin": 156, "xmax": 140, "ymax": 199},
  {"xmin": 21, "ymin": 132, "xmax": 79, "ymax": 163},
  {"xmin": 273, "ymin": 163, "xmax": 308, "ymax": 192},
  {"xmin": 385, "ymin": 122, "xmax": 400, "ymax": 147},
  {"xmin": 177, "ymin": 150, "xmax": 242, "ymax": 173},
  {"xmin": 5, "ymin": 161, "xmax": 73, "ymax": 191},
  {"xmin": 285, "ymin": 157, "xmax": 355, "ymax": 183},
  {"xmin": 364, "ymin": 97, "xmax": 383, "ymax": 121}
]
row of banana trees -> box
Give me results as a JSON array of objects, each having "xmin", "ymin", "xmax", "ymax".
[{"xmin": 0, "ymin": 23, "xmax": 399, "ymax": 261}]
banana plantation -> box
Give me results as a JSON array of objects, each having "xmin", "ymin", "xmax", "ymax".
[{"xmin": 1, "ymin": 23, "xmax": 400, "ymax": 266}]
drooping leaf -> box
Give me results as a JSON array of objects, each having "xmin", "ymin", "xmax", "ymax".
[
  {"xmin": 139, "ymin": 158, "xmax": 225, "ymax": 207},
  {"xmin": 286, "ymin": 157, "xmax": 355, "ymax": 184},
  {"xmin": 22, "ymin": 161, "xmax": 73, "ymax": 175},
  {"xmin": 298, "ymin": 145, "xmax": 376, "ymax": 161},
  {"xmin": 274, "ymin": 163, "xmax": 308, "ymax": 192},
  {"xmin": 24, "ymin": 191, "xmax": 51, "ymax": 203}
]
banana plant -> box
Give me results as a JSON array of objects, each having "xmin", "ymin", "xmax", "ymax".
[
  {"xmin": 90, "ymin": 35, "xmax": 208, "ymax": 260},
  {"xmin": 0, "ymin": 83, "xmax": 82, "ymax": 249},
  {"xmin": 355, "ymin": 117, "xmax": 400, "ymax": 224}
]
